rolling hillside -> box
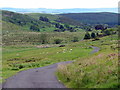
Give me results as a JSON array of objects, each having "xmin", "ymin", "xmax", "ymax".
[
  {"xmin": 1, "ymin": 10, "xmax": 83, "ymax": 32},
  {"xmin": 2, "ymin": 10, "xmax": 57, "ymax": 32},
  {"xmin": 2, "ymin": 10, "xmax": 118, "ymax": 33},
  {"xmin": 1, "ymin": 20, "xmax": 24, "ymax": 31},
  {"xmin": 59, "ymin": 12, "xmax": 118, "ymax": 26},
  {"xmin": 26, "ymin": 13, "xmax": 82, "ymax": 26},
  {"xmin": 1, "ymin": 10, "xmax": 85, "ymax": 46},
  {"xmin": 26, "ymin": 13, "xmax": 59, "ymax": 21}
]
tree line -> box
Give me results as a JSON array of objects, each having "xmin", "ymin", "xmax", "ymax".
[{"xmin": 84, "ymin": 25, "xmax": 117, "ymax": 40}]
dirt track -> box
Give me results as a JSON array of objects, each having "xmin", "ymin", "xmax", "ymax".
[{"xmin": 2, "ymin": 46, "xmax": 99, "ymax": 88}]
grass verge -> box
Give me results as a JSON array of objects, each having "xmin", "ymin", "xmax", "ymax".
[{"xmin": 56, "ymin": 35, "xmax": 119, "ymax": 88}]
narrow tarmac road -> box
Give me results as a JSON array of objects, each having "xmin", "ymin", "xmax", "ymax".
[
  {"xmin": 2, "ymin": 46, "xmax": 99, "ymax": 88},
  {"xmin": 90, "ymin": 46, "xmax": 100, "ymax": 54}
]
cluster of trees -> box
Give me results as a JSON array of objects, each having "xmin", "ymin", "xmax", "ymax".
[
  {"xmin": 39, "ymin": 16, "xmax": 49, "ymax": 22},
  {"xmin": 95, "ymin": 25, "xmax": 108, "ymax": 30},
  {"xmin": 81, "ymin": 24, "xmax": 108, "ymax": 32},
  {"xmin": 84, "ymin": 32, "xmax": 98, "ymax": 39},
  {"xmin": 53, "ymin": 23, "xmax": 77, "ymax": 32},
  {"xmin": 30, "ymin": 25, "xmax": 40, "ymax": 32},
  {"xmin": 55, "ymin": 23, "xmax": 64, "ymax": 29},
  {"xmin": 84, "ymin": 25, "xmax": 117, "ymax": 40}
]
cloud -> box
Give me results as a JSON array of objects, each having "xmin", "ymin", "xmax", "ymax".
[{"xmin": 0, "ymin": 0, "xmax": 119, "ymax": 9}]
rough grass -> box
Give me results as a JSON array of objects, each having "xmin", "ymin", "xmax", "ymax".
[
  {"xmin": 57, "ymin": 34, "xmax": 119, "ymax": 88},
  {"xmin": 3, "ymin": 31, "xmax": 85, "ymax": 46}
]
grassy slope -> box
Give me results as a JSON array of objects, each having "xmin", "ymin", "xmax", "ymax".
[
  {"xmin": 26, "ymin": 13, "xmax": 82, "ymax": 26},
  {"xmin": 2, "ymin": 10, "xmax": 83, "ymax": 33},
  {"xmin": 2, "ymin": 10, "xmax": 57, "ymax": 32},
  {"xmin": 57, "ymin": 34, "xmax": 119, "ymax": 88},
  {"xmin": 1, "ymin": 20, "xmax": 24, "ymax": 33},
  {"xmin": 1, "ymin": 11, "xmax": 86, "ymax": 46},
  {"xmin": 26, "ymin": 13, "xmax": 59, "ymax": 21}
]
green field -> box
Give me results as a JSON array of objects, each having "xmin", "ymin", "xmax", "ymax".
[{"xmin": 2, "ymin": 41, "xmax": 92, "ymax": 82}]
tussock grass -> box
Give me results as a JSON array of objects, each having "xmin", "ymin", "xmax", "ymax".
[
  {"xmin": 3, "ymin": 31, "xmax": 85, "ymax": 46},
  {"xmin": 57, "ymin": 35, "xmax": 119, "ymax": 88}
]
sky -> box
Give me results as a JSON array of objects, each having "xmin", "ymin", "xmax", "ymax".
[{"xmin": 0, "ymin": 0, "xmax": 119, "ymax": 9}]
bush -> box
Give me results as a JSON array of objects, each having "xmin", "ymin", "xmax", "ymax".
[
  {"xmin": 30, "ymin": 25, "xmax": 40, "ymax": 32},
  {"xmin": 84, "ymin": 32, "xmax": 91, "ymax": 39},
  {"xmin": 95, "ymin": 25, "xmax": 107, "ymax": 30},
  {"xmin": 104, "ymin": 30, "xmax": 111, "ymax": 35},
  {"xmin": 18, "ymin": 64, "xmax": 25, "ymax": 69},
  {"xmin": 39, "ymin": 16, "xmax": 49, "ymax": 22},
  {"xmin": 72, "ymin": 37, "xmax": 79, "ymax": 42},
  {"xmin": 11, "ymin": 64, "xmax": 25, "ymax": 70},
  {"xmin": 91, "ymin": 32, "xmax": 96, "ymax": 38},
  {"xmin": 54, "ymin": 39, "xmax": 63, "ymax": 44},
  {"xmin": 40, "ymin": 34, "xmax": 49, "ymax": 44},
  {"xmin": 92, "ymin": 37, "xmax": 100, "ymax": 41}
]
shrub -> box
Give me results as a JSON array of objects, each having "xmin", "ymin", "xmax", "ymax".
[
  {"xmin": 104, "ymin": 30, "xmax": 111, "ymax": 35},
  {"xmin": 11, "ymin": 64, "xmax": 25, "ymax": 70},
  {"xmin": 18, "ymin": 64, "xmax": 25, "ymax": 69},
  {"xmin": 39, "ymin": 16, "xmax": 49, "ymax": 22},
  {"xmin": 95, "ymin": 25, "xmax": 107, "ymax": 30},
  {"xmin": 96, "ymin": 33, "xmax": 99, "ymax": 36},
  {"xmin": 54, "ymin": 39, "xmax": 63, "ymax": 44},
  {"xmin": 59, "ymin": 45, "xmax": 65, "ymax": 47},
  {"xmin": 91, "ymin": 32, "xmax": 96, "ymax": 38},
  {"xmin": 11, "ymin": 67, "xmax": 19, "ymax": 70},
  {"xmin": 72, "ymin": 37, "xmax": 79, "ymax": 42},
  {"xmin": 30, "ymin": 25, "xmax": 40, "ymax": 32},
  {"xmin": 40, "ymin": 34, "xmax": 49, "ymax": 44},
  {"xmin": 84, "ymin": 32, "xmax": 91, "ymax": 39}
]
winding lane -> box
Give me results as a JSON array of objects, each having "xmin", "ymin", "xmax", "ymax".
[{"xmin": 2, "ymin": 46, "xmax": 100, "ymax": 88}]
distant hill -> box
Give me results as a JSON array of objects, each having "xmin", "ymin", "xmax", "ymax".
[
  {"xmin": 1, "ymin": 8, "xmax": 118, "ymax": 13},
  {"xmin": 59, "ymin": 12, "xmax": 118, "ymax": 26},
  {"xmin": 26, "ymin": 13, "xmax": 82, "ymax": 26},
  {"xmin": 26, "ymin": 12, "xmax": 119, "ymax": 26},
  {"xmin": 1, "ymin": 10, "xmax": 118, "ymax": 33},
  {"xmin": 26, "ymin": 13, "xmax": 59, "ymax": 21}
]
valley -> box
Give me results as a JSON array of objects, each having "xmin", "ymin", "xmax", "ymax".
[{"xmin": 0, "ymin": 10, "xmax": 119, "ymax": 88}]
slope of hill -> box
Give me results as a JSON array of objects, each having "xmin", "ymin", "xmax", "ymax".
[
  {"xmin": 26, "ymin": 13, "xmax": 82, "ymax": 26},
  {"xmin": 1, "ymin": 20, "xmax": 23, "ymax": 31},
  {"xmin": 59, "ymin": 12, "xmax": 118, "ymax": 26},
  {"xmin": 26, "ymin": 13, "xmax": 59, "ymax": 21},
  {"xmin": 1, "ymin": 10, "xmax": 83, "ymax": 32},
  {"xmin": 1, "ymin": 10, "xmax": 57, "ymax": 32}
]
